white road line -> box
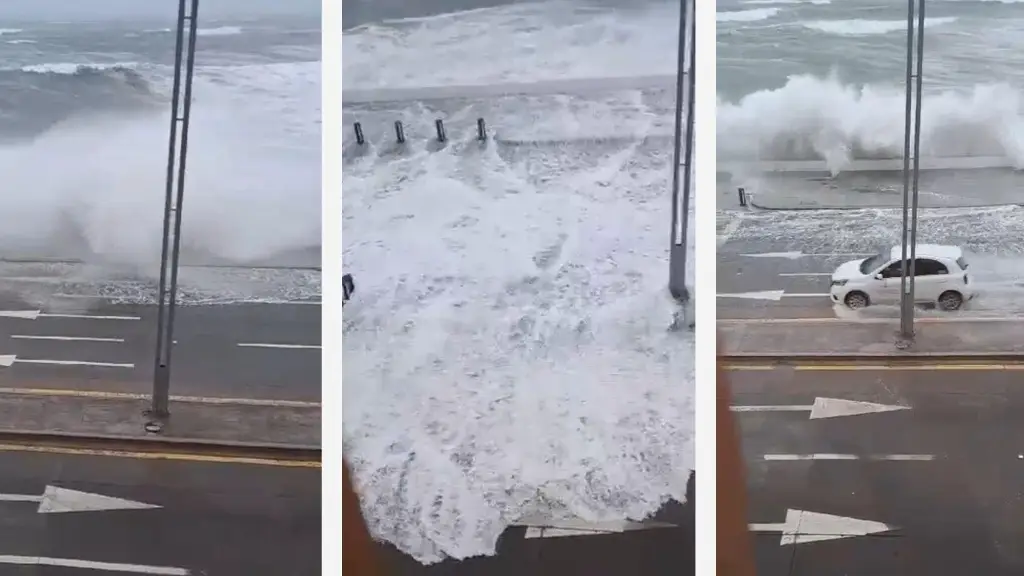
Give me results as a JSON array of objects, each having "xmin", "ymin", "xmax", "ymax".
[
  {"xmin": 0, "ymin": 555, "xmax": 188, "ymax": 575},
  {"xmin": 12, "ymin": 358, "xmax": 134, "ymax": 369},
  {"xmin": 237, "ymin": 343, "xmax": 321, "ymax": 350},
  {"xmin": 40, "ymin": 313, "xmax": 140, "ymax": 321},
  {"xmin": 780, "ymin": 293, "xmax": 830, "ymax": 298},
  {"xmin": 518, "ymin": 518, "xmax": 675, "ymax": 539},
  {"xmin": 11, "ymin": 335, "xmax": 125, "ymax": 343},
  {"xmin": 764, "ymin": 454, "xmax": 935, "ymax": 461}
]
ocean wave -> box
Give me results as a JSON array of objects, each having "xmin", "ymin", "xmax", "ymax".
[
  {"xmin": 718, "ymin": 8, "xmax": 780, "ymax": 23},
  {"xmin": 6, "ymin": 39, "xmax": 35, "ymax": 45},
  {"xmin": 0, "ymin": 58, "xmax": 318, "ymax": 269},
  {"xmin": 18, "ymin": 62, "xmax": 141, "ymax": 75},
  {"xmin": 0, "ymin": 29, "xmax": 22, "ymax": 35},
  {"xmin": 800, "ymin": 16, "xmax": 958, "ymax": 36},
  {"xmin": 344, "ymin": 2, "xmax": 678, "ymax": 89},
  {"xmin": 718, "ymin": 74, "xmax": 1024, "ymax": 172},
  {"xmin": 198, "ymin": 26, "xmax": 243, "ymax": 36}
]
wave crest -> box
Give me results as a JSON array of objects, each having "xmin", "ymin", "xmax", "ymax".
[
  {"xmin": 801, "ymin": 17, "xmax": 957, "ymax": 36},
  {"xmin": 718, "ymin": 74, "xmax": 1024, "ymax": 173}
]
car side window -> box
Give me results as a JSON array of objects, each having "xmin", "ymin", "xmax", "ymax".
[
  {"xmin": 914, "ymin": 258, "xmax": 948, "ymax": 277},
  {"xmin": 880, "ymin": 260, "xmax": 905, "ymax": 279}
]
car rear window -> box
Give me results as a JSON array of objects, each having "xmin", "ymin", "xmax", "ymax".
[{"xmin": 957, "ymin": 256, "xmax": 969, "ymax": 270}]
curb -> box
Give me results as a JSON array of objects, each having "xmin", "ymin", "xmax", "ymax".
[
  {"xmin": 748, "ymin": 199, "xmax": 1024, "ymax": 212},
  {"xmin": 0, "ymin": 429, "xmax": 320, "ymax": 463},
  {"xmin": 722, "ymin": 353, "xmax": 1024, "ymax": 364}
]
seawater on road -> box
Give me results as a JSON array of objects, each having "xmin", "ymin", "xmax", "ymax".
[
  {"xmin": 731, "ymin": 366, "xmax": 1024, "ymax": 575},
  {"xmin": 375, "ymin": 487, "xmax": 694, "ymax": 576},
  {"xmin": 716, "ymin": 208, "xmax": 1024, "ymax": 323},
  {"xmin": 0, "ymin": 447, "xmax": 319, "ymax": 575}
]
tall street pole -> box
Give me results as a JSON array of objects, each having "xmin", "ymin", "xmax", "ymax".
[
  {"xmin": 148, "ymin": 0, "xmax": 200, "ymax": 432},
  {"xmin": 907, "ymin": 0, "xmax": 927, "ymax": 327},
  {"xmin": 898, "ymin": 0, "xmax": 918, "ymax": 344},
  {"xmin": 668, "ymin": 0, "xmax": 694, "ymax": 307}
]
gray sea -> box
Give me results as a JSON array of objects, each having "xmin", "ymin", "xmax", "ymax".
[
  {"xmin": 0, "ymin": 1, "xmax": 321, "ymax": 304},
  {"xmin": 718, "ymin": 0, "xmax": 1024, "ymax": 208}
]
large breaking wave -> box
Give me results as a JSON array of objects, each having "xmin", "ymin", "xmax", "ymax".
[{"xmin": 717, "ymin": 73, "xmax": 1024, "ymax": 173}]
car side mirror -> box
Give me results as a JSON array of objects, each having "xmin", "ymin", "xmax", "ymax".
[{"xmin": 874, "ymin": 273, "xmax": 884, "ymax": 281}]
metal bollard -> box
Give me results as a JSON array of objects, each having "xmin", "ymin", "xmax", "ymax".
[
  {"xmin": 434, "ymin": 119, "xmax": 447, "ymax": 143},
  {"xmin": 738, "ymin": 187, "xmax": 747, "ymax": 208},
  {"xmin": 394, "ymin": 121, "xmax": 405, "ymax": 144},
  {"xmin": 353, "ymin": 122, "xmax": 365, "ymax": 146},
  {"xmin": 477, "ymin": 118, "xmax": 487, "ymax": 141}
]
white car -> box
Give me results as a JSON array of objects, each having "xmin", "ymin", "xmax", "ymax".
[{"xmin": 830, "ymin": 244, "xmax": 976, "ymax": 311}]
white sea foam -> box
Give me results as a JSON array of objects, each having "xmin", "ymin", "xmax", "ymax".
[
  {"xmin": 344, "ymin": 13, "xmax": 694, "ymax": 558},
  {"xmin": 197, "ymin": 26, "xmax": 243, "ymax": 36},
  {"xmin": 718, "ymin": 8, "xmax": 781, "ymax": 22},
  {"xmin": 800, "ymin": 17, "xmax": 957, "ymax": 36}
]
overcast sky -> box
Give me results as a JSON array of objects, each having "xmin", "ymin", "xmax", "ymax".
[{"xmin": 0, "ymin": 0, "xmax": 320, "ymax": 22}]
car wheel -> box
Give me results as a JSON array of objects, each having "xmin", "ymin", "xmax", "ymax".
[
  {"xmin": 844, "ymin": 291, "xmax": 870, "ymax": 309},
  {"xmin": 938, "ymin": 290, "xmax": 964, "ymax": 311}
]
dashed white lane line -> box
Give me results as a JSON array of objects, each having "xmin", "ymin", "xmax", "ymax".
[
  {"xmin": 0, "ymin": 355, "xmax": 133, "ymax": 369},
  {"xmin": 11, "ymin": 335, "xmax": 125, "ymax": 343},
  {"xmin": 0, "ymin": 311, "xmax": 139, "ymax": 321},
  {"xmin": 237, "ymin": 343, "xmax": 320, "ymax": 350},
  {"xmin": 764, "ymin": 454, "xmax": 935, "ymax": 461},
  {"xmin": 41, "ymin": 313, "xmax": 140, "ymax": 321},
  {"xmin": 0, "ymin": 555, "xmax": 188, "ymax": 575}
]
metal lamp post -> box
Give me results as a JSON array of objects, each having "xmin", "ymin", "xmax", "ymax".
[
  {"xmin": 669, "ymin": 0, "xmax": 695, "ymax": 311},
  {"xmin": 898, "ymin": 0, "xmax": 927, "ymax": 346},
  {"xmin": 147, "ymin": 0, "xmax": 201, "ymax": 432}
]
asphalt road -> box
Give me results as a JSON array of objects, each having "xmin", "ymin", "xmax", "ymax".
[
  {"xmin": 0, "ymin": 448, "xmax": 319, "ymax": 575},
  {"xmin": 728, "ymin": 365, "xmax": 1024, "ymax": 575},
  {"xmin": 374, "ymin": 483, "xmax": 695, "ymax": 576},
  {"xmin": 716, "ymin": 209, "xmax": 1024, "ymax": 321},
  {"xmin": 0, "ymin": 292, "xmax": 321, "ymax": 402}
]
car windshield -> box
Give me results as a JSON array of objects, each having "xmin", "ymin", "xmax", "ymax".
[{"xmin": 859, "ymin": 253, "xmax": 887, "ymax": 274}]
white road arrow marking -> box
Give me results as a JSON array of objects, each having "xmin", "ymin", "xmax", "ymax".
[
  {"xmin": 515, "ymin": 517, "xmax": 676, "ymax": 539},
  {"xmin": 0, "ymin": 486, "xmax": 160, "ymax": 514},
  {"xmin": 0, "ymin": 310, "xmax": 41, "ymax": 319},
  {"xmin": 732, "ymin": 397, "xmax": 910, "ymax": 420},
  {"xmin": 717, "ymin": 290, "xmax": 785, "ymax": 301},
  {"xmin": 0, "ymin": 355, "xmax": 133, "ymax": 369},
  {"xmin": 0, "ymin": 556, "xmax": 187, "ymax": 575},
  {"xmin": 0, "ymin": 310, "xmax": 139, "ymax": 321},
  {"xmin": 740, "ymin": 251, "xmax": 874, "ymax": 260},
  {"xmin": 750, "ymin": 509, "xmax": 894, "ymax": 545}
]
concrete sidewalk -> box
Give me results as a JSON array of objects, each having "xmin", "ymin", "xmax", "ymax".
[
  {"xmin": 720, "ymin": 318, "xmax": 1024, "ymax": 357},
  {"xmin": 0, "ymin": 392, "xmax": 320, "ymax": 448}
]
